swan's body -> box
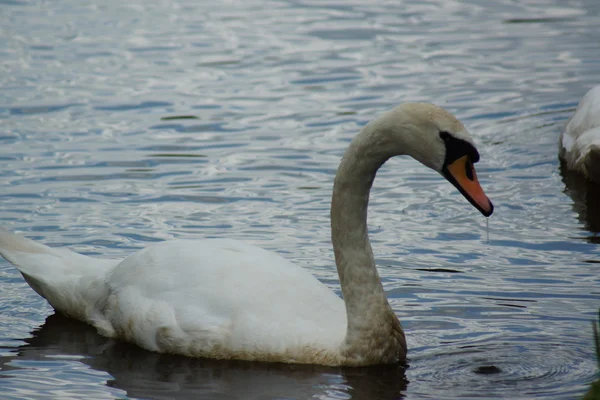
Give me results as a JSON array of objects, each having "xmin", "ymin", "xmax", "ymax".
[
  {"xmin": 560, "ymin": 86, "xmax": 600, "ymax": 183},
  {"xmin": 0, "ymin": 103, "xmax": 493, "ymax": 366}
]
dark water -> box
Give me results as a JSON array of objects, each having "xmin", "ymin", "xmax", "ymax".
[{"xmin": 1, "ymin": 0, "xmax": 600, "ymax": 399}]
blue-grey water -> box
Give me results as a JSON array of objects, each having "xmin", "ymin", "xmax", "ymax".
[{"xmin": 1, "ymin": 0, "xmax": 600, "ymax": 399}]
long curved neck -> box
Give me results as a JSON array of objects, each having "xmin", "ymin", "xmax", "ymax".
[{"xmin": 331, "ymin": 123, "xmax": 406, "ymax": 364}]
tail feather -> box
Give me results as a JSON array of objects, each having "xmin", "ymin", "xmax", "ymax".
[{"xmin": 0, "ymin": 229, "xmax": 118, "ymax": 321}]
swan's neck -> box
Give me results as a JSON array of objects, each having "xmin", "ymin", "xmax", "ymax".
[{"xmin": 331, "ymin": 124, "xmax": 406, "ymax": 364}]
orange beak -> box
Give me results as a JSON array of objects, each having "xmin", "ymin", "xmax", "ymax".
[{"xmin": 444, "ymin": 155, "xmax": 494, "ymax": 217}]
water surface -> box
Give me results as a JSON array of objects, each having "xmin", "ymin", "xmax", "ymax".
[{"xmin": 1, "ymin": 0, "xmax": 600, "ymax": 399}]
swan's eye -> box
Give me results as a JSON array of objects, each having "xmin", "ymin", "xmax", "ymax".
[
  {"xmin": 465, "ymin": 159, "xmax": 474, "ymax": 181},
  {"xmin": 440, "ymin": 131, "xmax": 480, "ymax": 169}
]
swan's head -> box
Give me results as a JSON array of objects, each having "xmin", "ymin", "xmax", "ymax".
[{"xmin": 374, "ymin": 103, "xmax": 494, "ymax": 217}]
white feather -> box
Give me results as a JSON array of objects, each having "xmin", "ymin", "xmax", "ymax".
[{"xmin": 560, "ymin": 86, "xmax": 600, "ymax": 182}]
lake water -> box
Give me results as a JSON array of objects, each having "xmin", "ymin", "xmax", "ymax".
[{"xmin": 1, "ymin": 0, "xmax": 600, "ymax": 399}]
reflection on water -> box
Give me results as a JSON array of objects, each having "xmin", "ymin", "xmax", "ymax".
[
  {"xmin": 1, "ymin": 314, "xmax": 408, "ymax": 400},
  {"xmin": 584, "ymin": 309, "xmax": 600, "ymax": 400},
  {"xmin": 560, "ymin": 160, "xmax": 600, "ymax": 240}
]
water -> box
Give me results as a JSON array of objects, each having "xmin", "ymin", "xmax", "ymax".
[{"xmin": 1, "ymin": 0, "xmax": 600, "ymax": 398}]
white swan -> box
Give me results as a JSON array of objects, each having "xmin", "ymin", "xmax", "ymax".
[
  {"xmin": 0, "ymin": 103, "xmax": 493, "ymax": 366},
  {"xmin": 560, "ymin": 85, "xmax": 600, "ymax": 183}
]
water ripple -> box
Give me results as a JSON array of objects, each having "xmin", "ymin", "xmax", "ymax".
[
  {"xmin": 1, "ymin": 0, "xmax": 600, "ymax": 399},
  {"xmin": 409, "ymin": 334, "xmax": 597, "ymax": 399}
]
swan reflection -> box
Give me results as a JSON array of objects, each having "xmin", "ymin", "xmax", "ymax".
[
  {"xmin": 1, "ymin": 314, "xmax": 408, "ymax": 400},
  {"xmin": 560, "ymin": 160, "xmax": 600, "ymax": 240}
]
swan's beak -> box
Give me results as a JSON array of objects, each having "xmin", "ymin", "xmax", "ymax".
[{"xmin": 443, "ymin": 155, "xmax": 494, "ymax": 217}]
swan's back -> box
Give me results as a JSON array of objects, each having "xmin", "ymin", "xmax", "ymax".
[
  {"xmin": 0, "ymin": 229, "xmax": 347, "ymax": 364},
  {"xmin": 565, "ymin": 86, "xmax": 600, "ymax": 136},
  {"xmin": 98, "ymin": 239, "xmax": 347, "ymax": 362},
  {"xmin": 561, "ymin": 86, "xmax": 600, "ymax": 182}
]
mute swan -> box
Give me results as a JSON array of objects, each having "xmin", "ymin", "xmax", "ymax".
[
  {"xmin": 0, "ymin": 103, "xmax": 493, "ymax": 366},
  {"xmin": 560, "ymin": 85, "xmax": 600, "ymax": 183}
]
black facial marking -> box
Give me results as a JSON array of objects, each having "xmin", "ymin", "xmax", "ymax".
[
  {"xmin": 465, "ymin": 159, "xmax": 474, "ymax": 181},
  {"xmin": 439, "ymin": 131, "xmax": 480, "ymax": 167}
]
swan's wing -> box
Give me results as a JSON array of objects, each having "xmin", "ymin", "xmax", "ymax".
[{"xmin": 96, "ymin": 239, "xmax": 346, "ymax": 359}]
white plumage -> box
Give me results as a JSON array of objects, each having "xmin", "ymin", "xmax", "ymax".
[{"xmin": 560, "ymin": 86, "xmax": 600, "ymax": 183}]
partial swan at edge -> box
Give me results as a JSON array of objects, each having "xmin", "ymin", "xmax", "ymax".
[
  {"xmin": 560, "ymin": 85, "xmax": 600, "ymax": 183},
  {"xmin": 0, "ymin": 103, "xmax": 493, "ymax": 366}
]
